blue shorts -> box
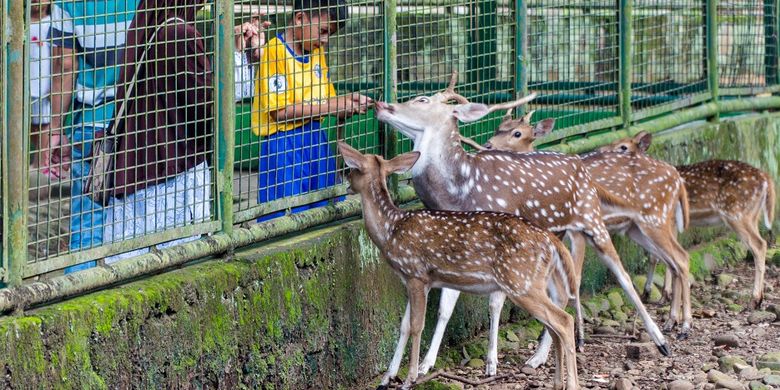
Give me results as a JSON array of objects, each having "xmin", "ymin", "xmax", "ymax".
[{"xmin": 257, "ymin": 121, "xmax": 343, "ymax": 222}]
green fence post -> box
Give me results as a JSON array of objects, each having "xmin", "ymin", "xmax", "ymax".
[
  {"xmin": 217, "ymin": 0, "xmax": 235, "ymax": 237},
  {"xmin": 765, "ymin": 0, "xmax": 778, "ymax": 86},
  {"xmin": 516, "ymin": 0, "xmax": 529, "ymax": 116},
  {"xmin": 383, "ymin": 0, "xmax": 399, "ymax": 195},
  {"xmin": 706, "ymin": 0, "xmax": 719, "ymax": 121},
  {"xmin": 477, "ymin": 0, "xmax": 498, "ymax": 94},
  {"xmin": 5, "ymin": 0, "xmax": 27, "ymax": 287},
  {"xmin": 618, "ymin": 0, "xmax": 632, "ymax": 129}
]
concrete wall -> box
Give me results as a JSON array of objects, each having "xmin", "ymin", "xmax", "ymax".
[{"xmin": 0, "ymin": 112, "xmax": 778, "ymax": 389}]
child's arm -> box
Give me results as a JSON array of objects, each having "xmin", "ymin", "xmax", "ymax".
[
  {"xmin": 271, "ymin": 93, "xmax": 371, "ymax": 122},
  {"xmin": 40, "ymin": 45, "xmax": 77, "ymax": 178}
]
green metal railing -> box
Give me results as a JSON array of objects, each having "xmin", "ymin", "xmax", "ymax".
[{"xmin": 0, "ymin": 0, "xmax": 778, "ymax": 310}]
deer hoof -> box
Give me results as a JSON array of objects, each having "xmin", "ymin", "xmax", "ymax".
[
  {"xmin": 662, "ymin": 319, "xmax": 677, "ymax": 334},
  {"xmin": 656, "ymin": 342, "xmax": 672, "ymax": 357},
  {"xmin": 375, "ymin": 386, "xmax": 389, "ymax": 390},
  {"xmin": 749, "ymin": 297, "xmax": 763, "ymax": 310},
  {"xmin": 640, "ymin": 290, "xmax": 651, "ymax": 303},
  {"xmin": 676, "ymin": 331, "xmax": 690, "ymax": 341},
  {"xmin": 576, "ymin": 337, "xmax": 585, "ymax": 353}
]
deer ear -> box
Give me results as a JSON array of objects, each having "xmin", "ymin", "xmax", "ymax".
[
  {"xmin": 387, "ymin": 152, "xmax": 420, "ymax": 174},
  {"xmin": 532, "ymin": 118, "xmax": 555, "ymax": 138},
  {"xmin": 338, "ymin": 141, "xmax": 365, "ymax": 170},
  {"xmin": 453, "ymin": 103, "xmax": 491, "ymax": 123},
  {"xmin": 635, "ymin": 131, "xmax": 652, "ymax": 152}
]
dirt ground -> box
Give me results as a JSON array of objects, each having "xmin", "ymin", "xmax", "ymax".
[{"xmin": 397, "ymin": 259, "xmax": 780, "ymax": 390}]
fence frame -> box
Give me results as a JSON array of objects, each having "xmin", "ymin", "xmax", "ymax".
[{"xmin": 1, "ymin": 0, "xmax": 780, "ymax": 309}]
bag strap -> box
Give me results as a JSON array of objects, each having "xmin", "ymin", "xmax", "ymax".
[{"xmin": 106, "ymin": 17, "xmax": 185, "ymax": 137}]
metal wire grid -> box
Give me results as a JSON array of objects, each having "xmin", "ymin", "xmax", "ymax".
[
  {"xmin": 631, "ymin": 0, "xmax": 707, "ymax": 112},
  {"xmin": 526, "ymin": 0, "xmax": 620, "ymax": 132},
  {"xmin": 26, "ymin": 1, "xmax": 219, "ymax": 270},
  {"xmin": 232, "ymin": 1, "xmax": 383, "ymax": 223},
  {"xmin": 394, "ymin": 1, "xmax": 516, "ymax": 153},
  {"xmin": 718, "ymin": 0, "xmax": 777, "ymax": 89}
]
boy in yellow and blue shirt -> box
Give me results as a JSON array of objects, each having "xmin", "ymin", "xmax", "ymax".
[{"xmin": 252, "ymin": 0, "xmax": 371, "ymax": 221}]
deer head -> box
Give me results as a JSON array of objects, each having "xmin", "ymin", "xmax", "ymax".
[
  {"xmin": 374, "ymin": 72, "xmax": 537, "ymax": 150},
  {"xmin": 483, "ymin": 109, "xmax": 556, "ymax": 152},
  {"xmin": 597, "ymin": 131, "xmax": 653, "ymax": 154}
]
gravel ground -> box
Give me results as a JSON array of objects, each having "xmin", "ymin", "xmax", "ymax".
[{"xmin": 399, "ymin": 258, "xmax": 780, "ymax": 390}]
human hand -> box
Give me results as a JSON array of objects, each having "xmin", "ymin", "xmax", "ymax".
[
  {"xmin": 39, "ymin": 132, "xmax": 71, "ymax": 179},
  {"xmin": 235, "ymin": 12, "xmax": 271, "ymax": 62}
]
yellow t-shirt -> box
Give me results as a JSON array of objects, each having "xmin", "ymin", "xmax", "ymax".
[{"xmin": 251, "ymin": 34, "xmax": 336, "ymax": 137}]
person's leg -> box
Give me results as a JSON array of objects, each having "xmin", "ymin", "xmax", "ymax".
[{"xmin": 65, "ymin": 124, "xmax": 105, "ymax": 273}]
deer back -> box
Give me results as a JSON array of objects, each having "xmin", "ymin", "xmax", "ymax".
[
  {"xmin": 582, "ymin": 151, "xmax": 682, "ymax": 227},
  {"xmin": 384, "ymin": 209, "xmax": 560, "ymax": 294},
  {"xmin": 413, "ymin": 149, "xmax": 603, "ymax": 233},
  {"xmin": 677, "ymin": 160, "xmax": 771, "ymax": 220}
]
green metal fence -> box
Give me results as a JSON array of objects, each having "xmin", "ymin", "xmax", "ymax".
[{"xmin": 0, "ymin": 0, "xmax": 779, "ymax": 308}]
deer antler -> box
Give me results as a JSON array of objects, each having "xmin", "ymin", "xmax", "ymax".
[
  {"xmin": 486, "ymin": 93, "xmax": 538, "ymax": 114},
  {"xmin": 459, "ymin": 135, "xmax": 488, "ymax": 151},
  {"xmin": 434, "ymin": 71, "xmax": 470, "ymax": 104}
]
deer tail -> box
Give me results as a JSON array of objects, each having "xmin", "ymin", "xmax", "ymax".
[
  {"xmin": 676, "ymin": 181, "xmax": 690, "ymax": 233},
  {"xmin": 764, "ymin": 175, "xmax": 776, "ymax": 230},
  {"xmin": 551, "ymin": 238, "xmax": 578, "ymax": 300}
]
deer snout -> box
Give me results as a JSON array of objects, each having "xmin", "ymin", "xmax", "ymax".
[
  {"xmin": 374, "ymin": 101, "xmax": 394, "ymax": 113},
  {"xmin": 483, "ymin": 142, "xmax": 493, "ymax": 150}
]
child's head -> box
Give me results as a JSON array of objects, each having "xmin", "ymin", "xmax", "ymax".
[
  {"xmin": 291, "ymin": 0, "xmax": 348, "ymax": 53},
  {"xmin": 31, "ymin": 0, "xmax": 52, "ymax": 16}
]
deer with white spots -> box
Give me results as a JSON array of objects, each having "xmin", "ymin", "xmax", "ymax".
[
  {"xmin": 482, "ymin": 121, "xmax": 692, "ymax": 365},
  {"xmin": 373, "ymin": 74, "xmax": 670, "ymax": 381},
  {"xmin": 337, "ymin": 141, "xmax": 580, "ymax": 390},
  {"xmin": 639, "ymin": 157, "xmax": 776, "ymax": 309}
]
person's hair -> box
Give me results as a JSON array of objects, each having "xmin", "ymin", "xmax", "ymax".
[{"xmin": 293, "ymin": 0, "xmax": 348, "ymax": 31}]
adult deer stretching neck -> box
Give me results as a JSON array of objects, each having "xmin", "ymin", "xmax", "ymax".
[
  {"xmin": 338, "ymin": 142, "xmax": 580, "ymax": 390},
  {"xmin": 374, "ymin": 74, "xmax": 670, "ymax": 378},
  {"xmin": 646, "ymin": 159, "xmax": 776, "ymax": 309}
]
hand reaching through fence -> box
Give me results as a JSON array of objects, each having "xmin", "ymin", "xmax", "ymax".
[
  {"xmin": 235, "ymin": 12, "xmax": 271, "ymax": 62},
  {"xmin": 38, "ymin": 131, "xmax": 71, "ymax": 180}
]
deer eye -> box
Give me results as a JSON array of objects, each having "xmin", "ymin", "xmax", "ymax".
[
  {"xmin": 513, "ymin": 131, "xmax": 522, "ymax": 138},
  {"xmin": 620, "ymin": 145, "xmax": 628, "ymax": 151},
  {"xmin": 417, "ymin": 97, "xmax": 430, "ymax": 103}
]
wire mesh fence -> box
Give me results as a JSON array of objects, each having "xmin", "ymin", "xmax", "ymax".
[
  {"xmin": 526, "ymin": 0, "xmax": 621, "ymax": 133},
  {"xmin": 25, "ymin": 0, "xmax": 221, "ymax": 276},
  {"xmin": 631, "ymin": 0, "xmax": 708, "ymax": 114},
  {"xmin": 0, "ymin": 0, "xmax": 778, "ymax": 285},
  {"xmin": 718, "ymin": 0, "xmax": 778, "ymax": 90}
]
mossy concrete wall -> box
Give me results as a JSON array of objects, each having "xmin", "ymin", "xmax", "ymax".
[{"xmin": 0, "ymin": 112, "xmax": 778, "ymax": 389}]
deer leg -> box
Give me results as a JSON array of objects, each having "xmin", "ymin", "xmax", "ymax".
[
  {"xmin": 512, "ymin": 291, "xmax": 579, "ymax": 390},
  {"xmin": 402, "ymin": 280, "xmax": 429, "ymax": 390},
  {"xmin": 663, "ymin": 267, "xmax": 674, "ymax": 303},
  {"xmin": 567, "ymin": 231, "xmax": 587, "ymax": 352},
  {"xmin": 642, "ymin": 255, "xmax": 660, "ymax": 302},
  {"xmin": 419, "ymin": 288, "xmax": 461, "ymax": 375},
  {"xmin": 631, "ymin": 226, "xmax": 692, "ymax": 339},
  {"xmin": 526, "ymin": 277, "xmax": 567, "ymax": 368},
  {"xmin": 486, "ymin": 291, "xmax": 506, "ymax": 377},
  {"xmin": 727, "ymin": 216, "xmax": 767, "ymax": 309},
  {"xmin": 587, "ymin": 228, "xmax": 670, "ymax": 356},
  {"xmin": 378, "ymin": 302, "xmax": 411, "ymax": 389}
]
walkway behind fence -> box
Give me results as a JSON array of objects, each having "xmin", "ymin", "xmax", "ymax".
[{"xmin": 0, "ymin": 0, "xmax": 778, "ymax": 309}]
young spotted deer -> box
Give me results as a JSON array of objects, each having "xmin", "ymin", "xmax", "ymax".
[
  {"xmin": 482, "ymin": 109, "xmax": 555, "ymax": 152},
  {"xmin": 374, "ymin": 74, "xmax": 670, "ymax": 379},
  {"xmin": 337, "ymin": 142, "xmax": 580, "ymax": 390},
  {"xmin": 585, "ymin": 133, "xmax": 692, "ymax": 337},
  {"xmin": 641, "ymin": 158, "xmax": 776, "ymax": 309}
]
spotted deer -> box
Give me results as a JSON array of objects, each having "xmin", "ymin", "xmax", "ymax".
[
  {"xmin": 482, "ymin": 123, "xmax": 692, "ymax": 365},
  {"xmin": 373, "ymin": 74, "xmax": 670, "ymax": 380},
  {"xmin": 635, "ymin": 156, "xmax": 776, "ymax": 309},
  {"xmin": 584, "ymin": 132, "xmax": 692, "ymax": 336},
  {"xmin": 482, "ymin": 109, "xmax": 555, "ymax": 152},
  {"xmin": 337, "ymin": 142, "xmax": 580, "ymax": 390}
]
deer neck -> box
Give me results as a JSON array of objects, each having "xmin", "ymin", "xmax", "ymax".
[
  {"xmin": 410, "ymin": 123, "xmax": 473, "ymax": 208},
  {"xmin": 358, "ymin": 178, "xmax": 406, "ymax": 249}
]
